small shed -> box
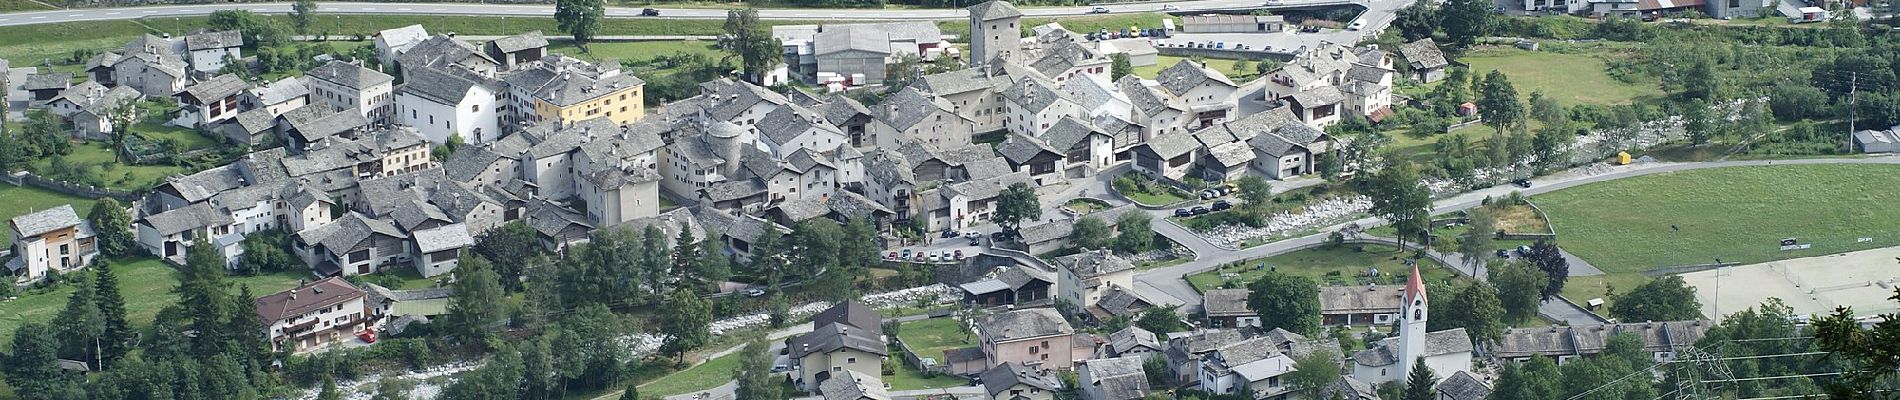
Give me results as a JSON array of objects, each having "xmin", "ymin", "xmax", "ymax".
[
  {"xmin": 1457, "ymin": 102, "xmax": 1479, "ymax": 117},
  {"xmin": 1853, "ymin": 126, "xmax": 1900, "ymax": 153}
]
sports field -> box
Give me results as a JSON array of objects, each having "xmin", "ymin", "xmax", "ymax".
[
  {"xmin": 1679, "ymin": 246, "xmax": 1900, "ymax": 320},
  {"xmin": 1536, "ymin": 164, "xmax": 1900, "ymax": 272}
]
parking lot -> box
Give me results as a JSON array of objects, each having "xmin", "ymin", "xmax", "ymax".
[{"xmin": 1679, "ymin": 246, "xmax": 1900, "ymax": 321}]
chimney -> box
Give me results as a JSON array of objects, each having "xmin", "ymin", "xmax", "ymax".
[
  {"xmin": 289, "ymin": 288, "xmax": 298, "ymax": 300},
  {"xmin": 447, "ymin": 32, "xmax": 457, "ymax": 38}
]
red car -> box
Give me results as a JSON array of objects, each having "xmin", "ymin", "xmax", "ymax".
[
  {"xmin": 954, "ymin": 249, "xmax": 965, "ymax": 259},
  {"xmin": 887, "ymin": 251, "xmax": 898, "ymax": 260}
]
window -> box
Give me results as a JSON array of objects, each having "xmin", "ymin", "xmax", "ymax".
[{"xmin": 847, "ymin": 357, "xmax": 857, "ymax": 364}]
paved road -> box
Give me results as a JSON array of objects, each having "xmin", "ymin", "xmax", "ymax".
[
  {"xmin": 1129, "ymin": 156, "xmax": 1900, "ymax": 318},
  {"xmin": 0, "ymin": 0, "xmax": 1353, "ymax": 26}
]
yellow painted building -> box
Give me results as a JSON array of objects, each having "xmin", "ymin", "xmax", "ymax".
[{"xmin": 506, "ymin": 55, "xmax": 647, "ymax": 127}]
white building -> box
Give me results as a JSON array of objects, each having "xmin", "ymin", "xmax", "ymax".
[
  {"xmin": 307, "ymin": 60, "xmax": 396, "ymax": 126},
  {"xmin": 1352, "ymin": 266, "xmax": 1474, "ymax": 385},
  {"xmin": 253, "ymin": 277, "xmax": 369, "ymax": 354},
  {"xmin": 6, "ymin": 205, "xmax": 99, "ymax": 285},
  {"xmin": 183, "ymin": 30, "xmax": 243, "ymax": 73},
  {"xmin": 395, "ymin": 65, "xmax": 504, "ymax": 144},
  {"xmin": 374, "ymin": 25, "xmax": 431, "ymax": 65}
]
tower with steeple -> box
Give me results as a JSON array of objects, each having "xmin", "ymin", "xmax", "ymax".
[{"xmin": 1398, "ymin": 263, "xmax": 1428, "ymax": 379}]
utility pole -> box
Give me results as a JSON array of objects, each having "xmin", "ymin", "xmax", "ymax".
[{"xmin": 1848, "ymin": 72, "xmax": 1857, "ymax": 152}]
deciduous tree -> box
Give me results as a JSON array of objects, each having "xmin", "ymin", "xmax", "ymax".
[
  {"xmin": 1477, "ymin": 70, "xmax": 1524, "ymax": 132},
  {"xmin": 1136, "ymin": 305, "xmax": 1187, "ymax": 333},
  {"xmin": 1488, "ymin": 260, "xmax": 1544, "ymax": 323},
  {"xmin": 87, "ymin": 199, "xmax": 133, "ymax": 257},
  {"xmin": 1394, "ymin": 0, "xmax": 1440, "ymax": 41},
  {"xmin": 1072, "ymin": 216, "xmax": 1112, "ymax": 250},
  {"xmin": 719, "ymin": 8, "xmax": 784, "ymax": 84},
  {"xmin": 554, "ymin": 0, "xmax": 605, "ymax": 47},
  {"xmin": 733, "ymin": 336, "xmax": 783, "ymax": 399},
  {"xmin": 1286, "ymin": 351, "xmax": 1342, "ymax": 396},
  {"xmin": 1246, "ymin": 272, "xmax": 1322, "ymax": 336},
  {"xmin": 474, "ymin": 221, "xmax": 539, "ymax": 292},
  {"xmin": 1440, "ymin": 0, "xmax": 1492, "ymax": 47},
  {"xmin": 659, "ymin": 289, "xmax": 712, "ymax": 365},
  {"xmin": 1430, "ymin": 282, "xmax": 1505, "ymax": 344},
  {"xmin": 1455, "ymin": 207, "xmax": 1496, "ymax": 276},
  {"xmin": 1611, "ymin": 275, "xmax": 1702, "ymax": 322},
  {"xmin": 1114, "ymin": 212, "xmax": 1155, "ymax": 253},
  {"xmin": 291, "ymin": 0, "xmax": 317, "ymax": 34},
  {"xmin": 1365, "ymin": 163, "xmax": 1432, "ymax": 250},
  {"xmin": 992, "ymin": 182, "xmax": 1042, "ymax": 232},
  {"xmin": 1523, "ymin": 240, "xmax": 1567, "ymax": 300},
  {"xmin": 446, "ymin": 254, "xmax": 506, "ymax": 345}
]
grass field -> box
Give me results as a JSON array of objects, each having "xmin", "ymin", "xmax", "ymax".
[
  {"xmin": 896, "ymin": 317, "xmax": 976, "ymax": 363},
  {"xmin": 1536, "ymin": 164, "xmax": 1900, "ymax": 272},
  {"xmin": 0, "ymin": 0, "xmax": 54, "ymax": 12},
  {"xmin": 1134, "ymin": 56, "xmax": 1262, "ymax": 82},
  {"xmin": 1461, "ymin": 48, "xmax": 1659, "ymax": 106},
  {"xmin": 34, "ymin": 142, "xmax": 188, "ymax": 191},
  {"xmin": 1185, "ymin": 244, "xmax": 1460, "ymax": 292},
  {"xmin": 547, "ymin": 39, "xmax": 725, "ymax": 65},
  {"xmin": 132, "ymin": 122, "xmax": 221, "ymax": 151},
  {"xmin": 0, "ymin": 257, "xmax": 312, "ymax": 348},
  {"xmin": 885, "ymin": 351, "xmax": 970, "ymax": 391},
  {"xmin": 0, "ymin": 185, "xmax": 91, "ymax": 243},
  {"xmin": 637, "ymin": 351, "xmax": 743, "ymax": 398},
  {"xmin": 1491, "ymin": 203, "xmax": 1552, "ymax": 235}
]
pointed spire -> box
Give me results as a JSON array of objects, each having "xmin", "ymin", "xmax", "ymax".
[{"xmin": 1404, "ymin": 263, "xmax": 1426, "ymax": 304}]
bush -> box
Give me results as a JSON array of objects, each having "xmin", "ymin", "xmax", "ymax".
[{"xmin": 1768, "ymin": 84, "xmax": 1832, "ymax": 121}]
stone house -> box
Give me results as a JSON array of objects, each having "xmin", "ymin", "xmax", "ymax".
[
  {"xmin": 183, "ymin": 30, "xmax": 243, "ymax": 74},
  {"xmin": 982, "ymin": 363, "xmax": 1063, "ymax": 400},
  {"xmin": 481, "ymin": 31, "xmax": 548, "ymax": 71},
  {"xmin": 790, "ymin": 302, "xmax": 888, "ymax": 392},
  {"xmin": 306, "ymin": 60, "xmax": 396, "ymax": 126},
  {"xmin": 253, "ymin": 277, "xmax": 368, "ymax": 354},
  {"xmin": 1054, "ymin": 249, "xmax": 1137, "ymax": 313},
  {"xmin": 1079, "ymin": 356, "xmax": 1151, "ymax": 400},
  {"xmin": 979, "ymin": 308, "xmax": 1077, "ymax": 370},
  {"xmin": 6, "ymin": 205, "xmax": 99, "ymax": 285}
]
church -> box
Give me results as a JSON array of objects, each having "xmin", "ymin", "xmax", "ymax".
[{"xmin": 1350, "ymin": 265, "xmax": 1475, "ymax": 384}]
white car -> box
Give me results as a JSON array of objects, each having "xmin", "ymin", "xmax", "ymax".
[
  {"xmin": 1348, "ymin": 20, "xmax": 1366, "ymax": 30},
  {"xmin": 1090, "ymin": 6, "xmax": 1111, "ymax": 13},
  {"xmin": 1160, "ymin": 4, "xmax": 1179, "ymax": 10},
  {"xmin": 744, "ymin": 288, "xmax": 766, "ymax": 297}
]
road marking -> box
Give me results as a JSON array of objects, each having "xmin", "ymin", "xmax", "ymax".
[
  {"xmin": 397, "ymin": 8, "xmax": 413, "ymax": 11},
  {"xmin": 431, "ymin": 8, "xmax": 446, "ymax": 11},
  {"xmin": 143, "ymin": 10, "xmax": 156, "ymax": 13},
  {"xmin": 31, "ymin": 16, "xmax": 44, "ymax": 19},
  {"xmin": 106, "ymin": 12, "xmax": 120, "ymax": 15}
]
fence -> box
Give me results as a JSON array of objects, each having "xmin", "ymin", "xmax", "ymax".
[
  {"xmin": 1642, "ymin": 262, "xmax": 1741, "ymax": 277},
  {"xmin": 2, "ymin": 171, "xmax": 138, "ymax": 201},
  {"xmin": 891, "ymin": 334, "xmax": 954, "ymax": 375}
]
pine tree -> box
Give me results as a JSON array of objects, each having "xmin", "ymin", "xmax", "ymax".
[
  {"xmin": 1403, "ymin": 358, "xmax": 1437, "ymax": 400},
  {"xmin": 178, "ymin": 237, "xmax": 233, "ymax": 357},
  {"xmin": 447, "ymin": 254, "xmax": 506, "ymax": 345},
  {"xmin": 317, "ymin": 377, "xmax": 342, "ymax": 400},
  {"xmin": 4, "ymin": 323, "xmax": 74, "ymax": 396},
  {"xmin": 642, "ymin": 225, "xmax": 670, "ymax": 297},
  {"xmin": 94, "ymin": 259, "xmax": 132, "ymax": 369},
  {"xmin": 619, "ymin": 384, "xmax": 640, "ymax": 400},
  {"xmin": 227, "ymin": 285, "xmax": 272, "ymax": 366},
  {"xmin": 54, "ymin": 272, "xmax": 105, "ymax": 370}
]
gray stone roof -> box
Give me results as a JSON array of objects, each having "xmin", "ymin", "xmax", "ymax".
[
  {"xmin": 1095, "ymin": 288, "xmax": 1150, "ymax": 318},
  {"xmin": 399, "ymin": 65, "xmax": 497, "ymax": 105},
  {"xmin": 1156, "ymin": 59, "xmax": 1237, "ymax": 96},
  {"xmin": 996, "ymin": 134, "xmax": 1059, "ymax": 165},
  {"xmin": 771, "ymin": 197, "xmax": 832, "ymax": 222},
  {"xmin": 917, "ymin": 68, "xmax": 994, "ymax": 95},
  {"xmin": 87, "ymin": 52, "xmax": 122, "ymax": 72},
  {"xmin": 10, "ymin": 204, "xmax": 83, "ymax": 238},
  {"xmin": 1247, "ymin": 128, "xmax": 1303, "ymax": 158},
  {"xmin": 523, "ymin": 200, "xmax": 592, "ymax": 238},
  {"xmin": 412, "ymin": 223, "xmax": 474, "ymax": 253},
  {"xmin": 757, "ymin": 103, "xmax": 843, "ymax": 146},
  {"xmin": 1002, "ymin": 77, "xmax": 1069, "ymax": 114},
  {"xmin": 1082, "ymin": 357, "xmax": 1151, "ymax": 400},
  {"xmin": 362, "ymin": 283, "xmax": 455, "ymax": 307},
  {"xmin": 502, "ymin": 56, "xmax": 644, "ymax": 107},
  {"xmin": 160, "ymin": 164, "xmax": 247, "ymax": 203},
  {"xmin": 944, "ymin": 171, "xmax": 1030, "ymax": 201},
  {"xmin": 1438, "ymin": 370, "xmax": 1491, "ymax": 400},
  {"xmin": 1319, "ymin": 285, "xmax": 1404, "ymax": 314},
  {"xmin": 819, "ymin": 371, "xmax": 890, "ymax": 400},
  {"xmin": 815, "ymin": 26, "xmax": 891, "ymax": 56},
  {"xmin": 1318, "ymin": 376, "xmax": 1381, "ymax": 400},
  {"xmin": 872, "ymin": 86, "xmax": 957, "ymax": 131},
  {"xmin": 299, "ymin": 212, "xmax": 407, "ymax": 256},
  {"xmin": 442, "ymin": 147, "xmax": 504, "ymax": 182},
  {"xmin": 184, "ymin": 30, "xmax": 242, "ymax": 51},
  {"xmin": 486, "ymin": 31, "xmax": 548, "ymax": 54},
  {"xmin": 1399, "ymin": 38, "xmax": 1449, "ymax": 70},
  {"xmin": 1042, "ymin": 115, "xmax": 1102, "ymax": 151},
  {"xmin": 1142, "ymin": 131, "xmax": 1202, "ymax": 159},
  {"xmin": 1117, "ymin": 75, "xmax": 1179, "ymax": 117},
  {"xmin": 813, "ymin": 301, "xmax": 882, "ymax": 331},
  {"xmin": 1167, "ymin": 329, "xmax": 1246, "ymax": 361},
  {"xmin": 980, "ymin": 307, "xmax": 1072, "ymax": 342},
  {"xmin": 969, "ymin": 0, "xmax": 1023, "ymax": 21},
  {"xmin": 225, "ymin": 108, "xmax": 278, "ymax": 140},
  {"xmin": 694, "ymin": 206, "xmax": 782, "ymax": 243},
  {"xmin": 1206, "ymin": 141, "xmax": 1255, "ymax": 168},
  {"xmin": 398, "ymin": 35, "xmax": 498, "ymax": 71},
  {"xmin": 1055, "ymin": 249, "xmax": 1134, "ymax": 279},
  {"xmin": 960, "ymin": 157, "xmax": 1014, "ymax": 180},
  {"xmin": 1202, "ymin": 288, "xmax": 1253, "ymax": 317},
  {"xmin": 790, "ymin": 319, "xmax": 889, "ymax": 359},
  {"xmin": 119, "ymin": 51, "xmax": 188, "ymax": 80},
  {"xmin": 981, "ymin": 363, "xmax": 1060, "ymax": 398},
  {"xmin": 1061, "ymin": 74, "xmax": 1127, "ymax": 112},
  {"xmin": 283, "ymin": 106, "xmax": 371, "ymax": 143},
  {"xmin": 997, "ymin": 265, "xmax": 1054, "ymax": 290},
  {"xmin": 1016, "ymin": 219, "xmax": 1073, "ymax": 245},
  {"xmin": 1290, "ymin": 86, "xmax": 1345, "ymax": 107},
  {"xmin": 863, "ymin": 148, "xmax": 915, "ymax": 187},
  {"xmin": 254, "ymin": 277, "xmax": 365, "ymax": 322},
  {"xmin": 180, "ymin": 74, "xmax": 248, "ymax": 103},
  {"xmin": 306, "ymin": 60, "xmax": 393, "ymax": 89},
  {"xmin": 1107, "ymin": 326, "xmax": 1161, "ymax": 355},
  {"xmin": 1347, "ymin": 64, "xmax": 1390, "ymax": 84},
  {"xmin": 1490, "ymin": 320, "xmax": 1711, "ymax": 360},
  {"xmin": 1353, "ymin": 328, "xmax": 1473, "ymax": 367},
  {"xmin": 1029, "ymin": 41, "xmax": 1106, "ymax": 78},
  {"xmin": 429, "ymin": 180, "xmax": 500, "ymax": 219},
  {"xmin": 827, "ymin": 191, "xmax": 892, "ymax": 220},
  {"xmin": 819, "ymin": 93, "xmax": 873, "ymax": 127},
  {"xmin": 23, "ymin": 73, "xmax": 70, "ymax": 91},
  {"xmin": 701, "ymin": 179, "xmax": 766, "ymax": 203},
  {"xmin": 250, "ymin": 76, "xmax": 308, "ymax": 106}
]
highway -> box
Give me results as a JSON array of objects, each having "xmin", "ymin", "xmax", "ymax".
[{"xmin": 0, "ymin": 0, "xmax": 1354, "ymax": 26}]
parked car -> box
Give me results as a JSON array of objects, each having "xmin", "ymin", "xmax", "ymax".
[
  {"xmin": 1513, "ymin": 178, "xmax": 1533, "ymax": 188},
  {"xmin": 928, "ymin": 252, "xmax": 940, "ymax": 262},
  {"xmin": 1175, "ymin": 208, "xmax": 1193, "ymax": 217},
  {"xmin": 744, "ymin": 288, "xmax": 766, "ymax": 297},
  {"xmin": 1348, "ymin": 20, "xmax": 1365, "ymax": 30},
  {"xmin": 1265, "ymin": 0, "xmax": 1282, "ymax": 5},
  {"xmin": 1160, "ymin": 4, "xmax": 1179, "ymax": 10},
  {"xmin": 915, "ymin": 253, "xmax": 927, "ymax": 261},
  {"xmin": 1191, "ymin": 206, "xmax": 1210, "ymax": 215},
  {"xmin": 941, "ymin": 230, "xmax": 960, "ymax": 238},
  {"xmin": 887, "ymin": 251, "xmax": 899, "ymax": 260},
  {"xmin": 1200, "ymin": 190, "xmax": 1217, "ymax": 200},
  {"xmin": 1091, "ymin": 6, "xmax": 1111, "ymax": 13},
  {"xmin": 1495, "ymin": 249, "xmax": 1511, "ymax": 258},
  {"xmin": 641, "ymin": 8, "xmax": 660, "ymax": 16},
  {"xmin": 990, "ymin": 231, "xmax": 1017, "ymax": 243},
  {"xmin": 902, "ymin": 248, "xmax": 913, "ymax": 258},
  {"xmin": 771, "ymin": 364, "xmax": 790, "ymax": 373},
  {"xmin": 1211, "ymin": 200, "xmax": 1232, "ymax": 211},
  {"xmin": 954, "ymin": 249, "xmax": 965, "ymax": 259}
]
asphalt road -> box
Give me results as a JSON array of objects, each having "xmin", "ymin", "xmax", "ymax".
[{"xmin": 0, "ymin": 0, "xmax": 1349, "ymax": 26}]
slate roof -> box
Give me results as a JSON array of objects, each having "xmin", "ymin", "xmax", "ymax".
[
  {"xmin": 757, "ymin": 103, "xmax": 842, "ymax": 146},
  {"xmin": 502, "ymin": 56, "xmax": 644, "ymax": 107},
  {"xmin": 1155, "ymin": 59, "xmax": 1237, "ymax": 96},
  {"xmin": 826, "ymin": 191, "xmax": 892, "ymax": 220},
  {"xmin": 1061, "ymin": 74, "xmax": 1128, "ymax": 112},
  {"xmin": 412, "ymin": 223, "xmax": 474, "ymax": 253},
  {"xmin": 299, "ymin": 213, "xmax": 407, "ymax": 256},
  {"xmin": 814, "ymin": 26, "xmax": 891, "ymax": 56},
  {"xmin": 442, "ymin": 147, "xmax": 505, "ymax": 182},
  {"xmin": 1318, "ymin": 376, "xmax": 1381, "ymax": 400},
  {"xmin": 399, "ymin": 35, "xmax": 498, "ymax": 71},
  {"xmin": 790, "ymin": 321, "xmax": 888, "ymax": 359},
  {"xmin": 399, "ymin": 65, "xmax": 497, "ymax": 105},
  {"xmin": 705, "ymin": 80, "xmax": 789, "ymax": 122},
  {"xmin": 250, "ymin": 76, "xmax": 309, "ymax": 106},
  {"xmin": 1055, "ymin": 249, "xmax": 1134, "ymax": 278},
  {"xmin": 254, "ymin": 277, "xmax": 365, "ymax": 322},
  {"xmin": 1353, "ymin": 328, "xmax": 1473, "ymax": 367},
  {"xmin": 820, "ymin": 371, "xmax": 890, "ymax": 400},
  {"xmin": 376, "ymin": 25, "xmax": 430, "ymax": 53},
  {"xmin": 227, "ymin": 108, "xmax": 278, "ymax": 137},
  {"xmin": 1490, "ymin": 320, "xmax": 1711, "ymax": 360},
  {"xmin": 944, "ymin": 171, "xmax": 1030, "ymax": 201},
  {"xmin": 23, "ymin": 73, "xmax": 70, "ymax": 91},
  {"xmin": 1016, "ymin": 219, "xmax": 1073, "ymax": 245},
  {"xmin": 997, "ymin": 265, "xmax": 1054, "ymax": 289},
  {"xmin": 1202, "ymin": 288, "xmax": 1253, "ymax": 317},
  {"xmin": 306, "ymin": 60, "xmax": 393, "ymax": 89},
  {"xmin": 1043, "ymin": 115, "xmax": 1103, "ymax": 151},
  {"xmin": 185, "ymin": 30, "xmax": 242, "ymax": 50},
  {"xmin": 961, "ymin": 156, "xmax": 1014, "ymax": 179},
  {"xmin": 10, "ymin": 205, "xmax": 84, "ymax": 238},
  {"xmin": 981, "ymin": 363, "xmax": 1061, "ymax": 398},
  {"xmin": 160, "ymin": 164, "xmax": 248, "ymax": 203},
  {"xmin": 1347, "ymin": 64, "xmax": 1390, "ymax": 84},
  {"xmin": 980, "ymin": 307, "xmax": 1072, "ymax": 342},
  {"xmin": 179, "ymin": 74, "xmax": 248, "ymax": 102},
  {"xmin": 819, "ymin": 93, "xmax": 873, "ymax": 127},
  {"xmin": 86, "ymin": 52, "xmax": 123, "ymax": 72},
  {"xmin": 916, "ymin": 68, "xmax": 994, "ymax": 95},
  {"xmin": 487, "ymin": 31, "xmax": 548, "ymax": 54},
  {"xmin": 1438, "ymin": 370, "xmax": 1491, "ymax": 400},
  {"xmin": 1318, "ymin": 285, "xmax": 1405, "ymax": 314},
  {"xmin": 1083, "ymin": 357, "xmax": 1152, "ymax": 400},
  {"xmin": 362, "ymin": 283, "xmax": 455, "ymax": 306},
  {"xmin": 872, "ymin": 86, "xmax": 958, "ymax": 131},
  {"xmin": 1095, "ymin": 289, "xmax": 1150, "ymax": 318},
  {"xmin": 1248, "ymin": 128, "xmax": 1304, "ymax": 158},
  {"xmin": 694, "ymin": 207, "xmax": 781, "ymax": 243},
  {"xmin": 1029, "ymin": 41, "xmax": 1106, "ymax": 78},
  {"xmin": 1002, "ymin": 77, "xmax": 1069, "ymax": 114},
  {"xmin": 701, "ymin": 179, "xmax": 767, "ymax": 203},
  {"xmin": 1399, "ymin": 38, "xmax": 1449, "ymax": 70},
  {"xmin": 969, "ymin": 0, "xmax": 1024, "ymax": 21},
  {"xmin": 814, "ymin": 301, "xmax": 882, "ymax": 331},
  {"xmin": 1290, "ymin": 86, "xmax": 1345, "ymax": 107},
  {"xmin": 1107, "ymin": 326, "xmax": 1161, "ymax": 355},
  {"xmin": 1205, "ymin": 141, "xmax": 1255, "ymax": 168},
  {"xmin": 863, "ymin": 149, "xmax": 915, "ymax": 186},
  {"xmin": 996, "ymin": 134, "xmax": 1059, "ymax": 165},
  {"xmin": 1142, "ymin": 132, "xmax": 1201, "ymax": 159}
]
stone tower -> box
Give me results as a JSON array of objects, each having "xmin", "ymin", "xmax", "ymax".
[
  {"xmin": 1398, "ymin": 264, "xmax": 1429, "ymax": 379},
  {"xmin": 967, "ymin": 0, "xmax": 1023, "ymax": 65},
  {"xmin": 708, "ymin": 120, "xmax": 747, "ymax": 178}
]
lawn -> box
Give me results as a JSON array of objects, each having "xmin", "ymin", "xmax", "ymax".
[
  {"xmin": 0, "ymin": 185, "xmax": 91, "ymax": 243},
  {"xmin": 34, "ymin": 142, "xmax": 188, "ymax": 191},
  {"xmin": 895, "ymin": 317, "xmax": 976, "ymax": 364},
  {"xmin": 1113, "ymin": 173, "xmax": 1190, "ymax": 206},
  {"xmin": 1460, "ymin": 48, "xmax": 1659, "ymax": 106},
  {"xmin": 1535, "ymin": 164, "xmax": 1900, "ymax": 273},
  {"xmin": 0, "ymin": 257, "xmax": 312, "ymax": 348},
  {"xmin": 1134, "ymin": 56, "xmax": 1262, "ymax": 82},
  {"xmin": 637, "ymin": 351, "xmax": 743, "ymax": 398},
  {"xmin": 1066, "ymin": 198, "xmax": 1111, "ymax": 214},
  {"xmin": 1185, "ymin": 244, "xmax": 1461, "ymax": 292},
  {"xmin": 132, "ymin": 122, "xmax": 221, "ymax": 151},
  {"xmin": 1491, "ymin": 203, "xmax": 1552, "ymax": 235},
  {"xmin": 545, "ymin": 39, "xmax": 724, "ymax": 65},
  {"xmin": 884, "ymin": 351, "xmax": 970, "ymax": 391},
  {"xmin": 0, "ymin": 0, "xmax": 54, "ymax": 12},
  {"xmin": 1557, "ymin": 272, "xmax": 1651, "ymax": 318}
]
